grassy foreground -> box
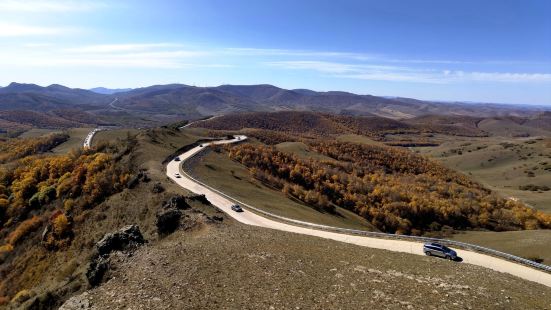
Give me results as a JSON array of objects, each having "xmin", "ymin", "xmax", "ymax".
[{"xmin": 73, "ymin": 217, "xmax": 551, "ymax": 309}]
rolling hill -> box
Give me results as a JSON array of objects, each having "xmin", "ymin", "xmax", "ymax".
[{"xmin": 1, "ymin": 82, "xmax": 549, "ymax": 134}]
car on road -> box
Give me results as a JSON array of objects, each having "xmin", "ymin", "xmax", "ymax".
[
  {"xmin": 231, "ymin": 204, "xmax": 243, "ymax": 212},
  {"xmin": 174, "ymin": 156, "xmax": 180, "ymax": 161},
  {"xmin": 423, "ymin": 242, "xmax": 457, "ymax": 260},
  {"xmin": 174, "ymin": 173, "xmax": 181, "ymax": 178}
]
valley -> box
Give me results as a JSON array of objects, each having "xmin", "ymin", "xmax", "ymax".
[{"xmin": 0, "ymin": 91, "xmax": 550, "ymax": 309}]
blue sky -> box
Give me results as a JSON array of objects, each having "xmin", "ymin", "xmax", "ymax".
[{"xmin": 0, "ymin": 0, "xmax": 550, "ymax": 105}]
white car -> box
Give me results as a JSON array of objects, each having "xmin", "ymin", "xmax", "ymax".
[{"xmin": 175, "ymin": 173, "xmax": 181, "ymax": 178}]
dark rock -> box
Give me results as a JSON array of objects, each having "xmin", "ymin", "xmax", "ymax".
[
  {"xmin": 127, "ymin": 175, "xmax": 140, "ymax": 189},
  {"xmin": 151, "ymin": 182, "xmax": 165, "ymax": 193},
  {"xmin": 140, "ymin": 172, "xmax": 151, "ymax": 183},
  {"xmin": 156, "ymin": 209, "xmax": 182, "ymax": 235},
  {"xmin": 187, "ymin": 194, "xmax": 210, "ymax": 205},
  {"xmin": 96, "ymin": 225, "xmax": 146, "ymax": 256},
  {"xmin": 211, "ymin": 215, "xmax": 223, "ymax": 222},
  {"xmin": 86, "ymin": 255, "xmax": 109, "ymax": 287},
  {"xmin": 162, "ymin": 195, "xmax": 190, "ymax": 210}
]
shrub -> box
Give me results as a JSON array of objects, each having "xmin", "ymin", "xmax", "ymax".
[
  {"xmin": 63, "ymin": 199, "xmax": 75, "ymax": 213},
  {"xmin": 6, "ymin": 216, "xmax": 42, "ymax": 246},
  {"xmin": 0, "ymin": 244, "xmax": 13, "ymax": 254},
  {"xmin": 43, "ymin": 212, "xmax": 73, "ymax": 250},
  {"xmin": 52, "ymin": 213, "xmax": 70, "ymax": 237},
  {"xmin": 10, "ymin": 289, "xmax": 32, "ymax": 304}
]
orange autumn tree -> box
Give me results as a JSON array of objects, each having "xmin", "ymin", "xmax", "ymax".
[{"xmin": 228, "ymin": 142, "xmax": 551, "ymax": 234}]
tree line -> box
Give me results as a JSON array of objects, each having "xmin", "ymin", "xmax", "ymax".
[{"xmin": 227, "ymin": 142, "xmax": 551, "ymax": 235}]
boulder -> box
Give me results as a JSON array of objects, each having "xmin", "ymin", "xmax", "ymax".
[
  {"xmin": 86, "ymin": 255, "xmax": 109, "ymax": 287},
  {"xmin": 151, "ymin": 182, "xmax": 165, "ymax": 193},
  {"xmin": 96, "ymin": 225, "xmax": 146, "ymax": 256},
  {"xmin": 156, "ymin": 209, "xmax": 182, "ymax": 235},
  {"xmin": 162, "ymin": 195, "xmax": 190, "ymax": 210}
]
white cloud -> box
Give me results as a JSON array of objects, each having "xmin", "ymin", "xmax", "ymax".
[
  {"xmin": 0, "ymin": 0, "xmax": 104, "ymax": 12},
  {"xmin": 225, "ymin": 47, "xmax": 375, "ymax": 61},
  {"xmin": 468, "ymin": 72, "xmax": 551, "ymax": 82},
  {"xmin": 267, "ymin": 60, "xmax": 551, "ymax": 84},
  {"xmin": 64, "ymin": 43, "xmax": 189, "ymax": 54},
  {"xmin": 0, "ymin": 23, "xmax": 72, "ymax": 36},
  {"xmin": 0, "ymin": 42, "xmax": 220, "ymax": 69}
]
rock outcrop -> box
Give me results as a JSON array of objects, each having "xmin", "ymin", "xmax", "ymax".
[
  {"xmin": 162, "ymin": 195, "xmax": 190, "ymax": 210},
  {"xmin": 96, "ymin": 225, "xmax": 146, "ymax": 256},
  {"xmin": 156, "ymin": 209, "xmax": 182, "ymax": 235},
  {"xmin": 86, "ymin": 225, "xmax": 146, "ymax": 286}
]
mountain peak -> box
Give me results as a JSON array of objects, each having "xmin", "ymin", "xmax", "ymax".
[{"xmin": 2, "ymin": 82, "xmax": 44, "ymax": 93}]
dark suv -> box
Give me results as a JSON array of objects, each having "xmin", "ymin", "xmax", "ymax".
[
  {"xmin": 423, "ymin": 243, "xmax": 458, "ymax": 260},
  {"xmin": 231, "ymin": 204, "xmax": 243, "ymax": 212}
]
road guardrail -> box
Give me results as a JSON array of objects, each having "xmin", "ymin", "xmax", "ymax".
[{"xmin": 179, "ymin": 141, "xmax": 551, "ymax": 274}]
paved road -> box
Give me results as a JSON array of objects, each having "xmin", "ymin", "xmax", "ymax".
[
  {"xmin": 180, "ymin": 115, "xmax": 220, "ymax": 129},
  {"xmin": 83, "ymin": 128, "xmax": 100, "ymax": 148},
  {"xmin": 166, "ymin": 135, "xmax": 551, "ymax": 288}
]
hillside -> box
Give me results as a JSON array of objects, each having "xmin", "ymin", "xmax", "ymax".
[
  {"xmin": 0, "ymin": 122, "xmax": 549, "ymax": 308},
  {"xmin": 403, "ymin": 115, "xmax": 487, "ymax": 137},
  {"xmin": 0, "ymin": 83, "xmax": 108, "ymax": 112},
  {"xmin": 0, "ymin": 110, "xmax": 96, "ymax": 131},
  {"xmin": 114, "ymin": 84, "xmax": 550, "ymax": 119},
  {"xmin": 2, "ymin": 83, "xmax": 549, "ymax": 134},
  {"xmin": 190, "ymin": 111, "xmax": 502, "ymax": 147},
  {"xmin": 190, "ymin": 111, "xmax": 417, "ymax": 141}
]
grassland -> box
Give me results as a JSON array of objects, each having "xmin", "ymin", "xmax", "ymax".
[
  {"xmin": 413, "ymin": 136, "xmax": 551, "ymax": 263},
  {"xmin": 51, "ymin": 127, "xmax": 93, "ymax": 154},
  {"xmin": 335, "ymin": 134, "xmax": 387, "ymax": 146},
  {"xmin": 414, "ymin": 136, "xmax": 551, "ymax": 212},
  {"xmin": 17, "ymin": 128, "xmax": 62, "ymax": 138},
  {"xmin": 187, "ymin": 148, "xmax": 376, "ymax": 231},
  {"xmin": 92, "ymin": 128, "xmax": 141, "ymax": 147},
  {"xmin": 275, "ymin": 141, "xmax": 335, "ymax": 161},
  {"xmin": 450, "ymin": 229, "xmax": 551, "ymax": 264}
]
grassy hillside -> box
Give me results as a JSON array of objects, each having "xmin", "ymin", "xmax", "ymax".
[
  {"xmin": 0, "ymin": 126, "xmax": 213, "ymax": 307},
  {"xmin": 414, "ymin": 137, "xmax": 551, "ymax": 212},
  {"xmin": 450, "ymin": 230, "xmax": 551, "ymax": 263},
  {"xmin": 186, "ymin": 148, "xmax": 375, "ymax": 230}
]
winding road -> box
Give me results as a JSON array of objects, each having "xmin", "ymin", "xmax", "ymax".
[
  {"xmin": 166, "ymin": 135, "xmax": 551, "ymax": 288},
  {"xmin": 83, "ymin": 128, "xmax": 100, "ymax": 148}
]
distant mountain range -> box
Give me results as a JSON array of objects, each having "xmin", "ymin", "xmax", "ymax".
[
  {"xmin": 190, "ymin": 110, "xmax": 551, "ymax": 139},
  {"xmin": 0, "ymin": 82, "xmax": 549, "ymax": 132}
]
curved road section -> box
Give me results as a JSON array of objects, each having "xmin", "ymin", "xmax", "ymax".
[
  {"xmin": 83, "ymin": 128, "xmax": 100, "ymax": 148},
  {"xmin": 166, "ymin": 135, "xmax": 551, "ymax": 288}
]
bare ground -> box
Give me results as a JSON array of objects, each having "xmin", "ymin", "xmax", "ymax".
[{"xmin": 62, "ymin": 215, "xmax": 551, "ymax": 310}]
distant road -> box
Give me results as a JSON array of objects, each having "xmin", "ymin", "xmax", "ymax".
[
  {"xmin": 180, "ymin": 115, "xmax": 220, "ymax": 129},
  {"xmin": 167, "ymin": 135, "xmax": 551, "ymax": 288},
  {"xmin": 108, "ymin": 98, "xmax": 122, "ymax": 110}
]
